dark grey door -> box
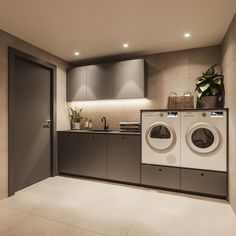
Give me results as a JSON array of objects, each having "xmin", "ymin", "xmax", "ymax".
[{"xmin": 12, "ymin": 56, "xmax": 52, "ymax": 192}]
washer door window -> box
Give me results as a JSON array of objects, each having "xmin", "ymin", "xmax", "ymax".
[
  {"xmin": 186, "ymin": 123, "xmax": 220, "ymax": 154},
  {"xmin": 146, "ymin": 122, "xmax": 176, "ymax": 152}
]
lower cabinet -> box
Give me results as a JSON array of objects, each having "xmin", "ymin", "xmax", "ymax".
[
  {"xmin": 181, "ymin": 168, "xmax": 227, "ymax": 197},
  {"xmin": 58, "ymin": 132, "xmax": 80, "ymax": 175},
  {"xmin": 58, "ymin": 132, "xmax": 140, "ymax": 183},
  {"xmin": 141, "ymin": 164, "xmax": 180, "ymax": 189},
  {"xmin": 58, "ymin": 132, "xmax": 227, "ymax": 198},
  {"xmin": 107, "ymin": 135, "xmax": 140, "ymax": 184},
  {"xmin": 79, "ymin": 133, "xmax": 107, "ymax": 179}
]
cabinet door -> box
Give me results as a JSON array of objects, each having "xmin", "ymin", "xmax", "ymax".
[
  {"xmin": 107, "ymin": 134, "xmax": 140, "ymax": 183},
  {"xmin": 67, "ymin": 67, "xmax": 86, "ymax": 101},
  {"xmin": 58, "ymin": 132, "xmax": 80, "ymax": 175},
  {"xmin": 141, "ymin": 164, "xmax": 180, "ymax": 189},
  {"xmin": 87, "ymin": 64, "xmax": 114, "ymax": 100},
  {"xmin": 79, "ymin": 134, "xmax": 107, "ymax": 178},
  {"xmin": 113, "ymin": 59, "xmax": 146, "ymax": 99}
]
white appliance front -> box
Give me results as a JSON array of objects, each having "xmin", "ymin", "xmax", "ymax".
[
  {"xmin": 181, "ymin": 111, "xmax": 227, "ymax": 171},
  {"xmin": 142, "ymin": 111, "xmax": 181, "ymax": 167}
]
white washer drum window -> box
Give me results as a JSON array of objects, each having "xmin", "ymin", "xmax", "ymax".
[
  {"xmin": 146, "ymin": 122, "xmax": 176, "ymax": 152},
  {"xmin": 186, "ymin": 122, "xmax": 221, "ymax": 154}
]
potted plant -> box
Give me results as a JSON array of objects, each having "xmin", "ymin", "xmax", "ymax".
[
  {"xmin": 195, "ymin": 64, "xmax": 225, "ymax": 109},
  {"xmin": 69, "ymin": 107, "xmax": 83, "ymax": 130}
]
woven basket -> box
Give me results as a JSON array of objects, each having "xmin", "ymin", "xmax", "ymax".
[
  {"xmin": 182, "ymin": 91, "xmax": 194, "ymax": 109},
  {"xmin": 167, "ymin": 92, "xmax": 177, "ymax": 109},
  {"xmin": 167, "ymin": 91, "xmax": 194, "ymax": 109}
]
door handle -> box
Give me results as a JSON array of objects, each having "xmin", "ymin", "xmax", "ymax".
[{"xmin": 43, "ymin": 119, "xmax": 51, "ymax": 128}]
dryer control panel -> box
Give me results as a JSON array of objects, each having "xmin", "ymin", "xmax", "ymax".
[{"xmin": 211, "ymin": 111, "xmax": 224, "ymax": 118}]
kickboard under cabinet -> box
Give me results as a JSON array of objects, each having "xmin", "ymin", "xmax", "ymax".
[{"xmin": 181, "ymin": 168, "xmax": 227, "ymax": 197}]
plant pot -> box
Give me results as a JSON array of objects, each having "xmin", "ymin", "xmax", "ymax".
[
  {"xmin": 71, "ymin": 122, "xmax": 81, "ymax": 130},
  {"xmin": 197, "ymin": 96, "xmax": 218, "ymax": 109}
]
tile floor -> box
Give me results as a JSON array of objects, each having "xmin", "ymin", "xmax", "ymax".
[{"xmin": 0, "ymin": 176, "xmax": 236, "ymax": 236}]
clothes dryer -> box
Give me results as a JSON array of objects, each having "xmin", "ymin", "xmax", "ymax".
[
  {"xmin": 181, "ymin": 110, "xmax": 227, "ymax": 171},
  {"xmin": 142, "ymin": 111, "xmax": 181, "ymax": 167}
]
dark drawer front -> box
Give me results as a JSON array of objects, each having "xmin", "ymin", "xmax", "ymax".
[
  {"xmin": 141, "ymin": 164, "xmax": 180, "ymax": 189},
  {"xmin": 181, "ymin": 169, "xmax": 227, "ymax": 197}
]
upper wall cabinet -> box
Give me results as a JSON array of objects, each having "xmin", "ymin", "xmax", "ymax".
[
  {"xmin": 114, "ymin": 59, "xmax": 146, "ymax": 99},
  {"xmin": 87, "ymin": 63, "xmax": 114, "ymax": 100},
  {"xmin": 66, "ymin": 58, "xmax": 146, "ymax": 101},
  {"xmin": 67, "ymin": 66, "xmax": 86, "ymax": 101}
]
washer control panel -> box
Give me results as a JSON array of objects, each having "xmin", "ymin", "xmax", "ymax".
[{"xmin": 167, "ymin": 112, "xmax": 178, "ymax": 117}]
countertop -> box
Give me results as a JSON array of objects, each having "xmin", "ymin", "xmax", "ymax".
[{"xmin": 58, "ymin": 130, "xmax": 141, "ymax": 135}]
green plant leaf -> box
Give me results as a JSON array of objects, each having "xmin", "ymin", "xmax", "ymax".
[
  {"xmin": 205, "ymin": 64, "xmax": 218, "ymax": 76},
  {"xmin": 195, "ymin": 63, "xmax": 224, "ymax": 99},
  {"xmin": 197, "ymin": 90, "xmax": 203, "ymax": 98},
  {"xmin": 213, "ymin": 76, "xmax": 223, "ymax": 86},
  {"xmin": 202, "ymin": 73, "xmax": 216, "ymax": 79},
  {"xmin": 200, "ymin": 83, "xmax": 210, "ymax": 92},
  {"xmin": 205, "ymin": 67, "xmax": 214, "ymax": 76},
  {"xmin": 210, "ymin": 87, "xmax": 219, "ymax": 95},
  {"xmin": 196, "ymin": 77, "xmax": 207, "ymax": 84}
]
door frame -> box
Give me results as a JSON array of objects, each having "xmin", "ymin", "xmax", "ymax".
[{"xmin": 8, "ymin": 47, "xmax": 57, "ymax": 196}]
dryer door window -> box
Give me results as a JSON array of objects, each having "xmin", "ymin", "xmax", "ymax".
[
  {"xmin": 150, "ymin": 126, "xmax": 171, "ymax": 139},
  {"xmin": 191, "ymin": 128, "xmax": 214, "ymax": 149},
  {"xmin": 146, "ymin": 122, "xmax": 176, "ymax": 152},
  {"xmin": 186, "ymin": 122, "xmax": 220, "ymax": 154}
]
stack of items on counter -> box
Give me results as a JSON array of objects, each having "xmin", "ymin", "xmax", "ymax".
[{"xmin": 119, "ymin": 122, "xmax": 140, "ymax": 133}]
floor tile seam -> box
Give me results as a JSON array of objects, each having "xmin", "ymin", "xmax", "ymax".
[
  {"xmin": 123, "ymin": 207, "xmax": 144, "ymax": 236},
  {"xmin": 0, "ymin": 205, "xmax": 107, "ymax": 236}
]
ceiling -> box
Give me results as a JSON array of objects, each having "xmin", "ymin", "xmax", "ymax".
[{"xmin": 0, "ymin": 0, "xmax": 235, "ymax": 62}]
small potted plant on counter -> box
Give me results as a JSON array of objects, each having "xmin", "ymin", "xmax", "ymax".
[
  {"xmin": 195, "ymin": 64, "xmax": 225, "ymax": 109},
  {"xmin": 69, "ymin": 107, "xmax": 83, "ymax": 130}
]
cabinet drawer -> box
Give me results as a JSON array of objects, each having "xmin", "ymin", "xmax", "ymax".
[
  {"xmin": 181, "ymin": 169, "xmax": 227, "ymax": 197},
  {"xmin": 141, "ymin": 164, "xmax": 180, "ymax": 189}
]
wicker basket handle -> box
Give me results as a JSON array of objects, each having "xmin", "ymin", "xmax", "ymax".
[
  {"xmin": 169, "ymin": 91, "xmax": 177, "ymax": 97},
  {"xmin": 183, "ymin": 90, "xmax": 192, "ymax": 96}
]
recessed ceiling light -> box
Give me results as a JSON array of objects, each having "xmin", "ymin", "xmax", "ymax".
[
  {"xmin": 74, "ymin": 51, "xmax": 80, "ymax": 56},
  {"xmin": 184, "ymin": 33, "xmax": 191, "ymax": 38},
  {"xmin": 123, "ymin": 43, "xmax": 129, "ymax": 48}
]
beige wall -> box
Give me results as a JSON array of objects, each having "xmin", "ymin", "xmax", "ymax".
[
  {"xmin": 222, "ymin": 14, "xmax": 236, "ymax": 213},
  {"xmin": 70, "ymin": 46, "xmax": 221, "ymax": 130},
  {"xmin": 0, "ymin": 30, "xmax": 70, "ymax": 199}
]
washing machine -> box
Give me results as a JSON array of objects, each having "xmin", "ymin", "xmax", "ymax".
[
  {"xmin": 141, "ymin": 110, "xmax": 181, "ymax": 167},
  {"xmin": 181, "ymin": 110, "xmax": 227, "ymax": 171}
]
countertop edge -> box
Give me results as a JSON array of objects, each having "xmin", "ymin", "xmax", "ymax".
[{"xmin": 57, "ymin": 130, "xmax": 141, "ymax": 135}]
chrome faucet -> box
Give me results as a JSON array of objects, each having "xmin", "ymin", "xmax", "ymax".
[{"xmin": 101, "ymin": 116, "xmax": 109, "ymax": 131}]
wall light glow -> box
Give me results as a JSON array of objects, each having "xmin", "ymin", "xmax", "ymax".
[{"xmin": 69, "ymin": 98, "xmax": 152, "ymax": 111}]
